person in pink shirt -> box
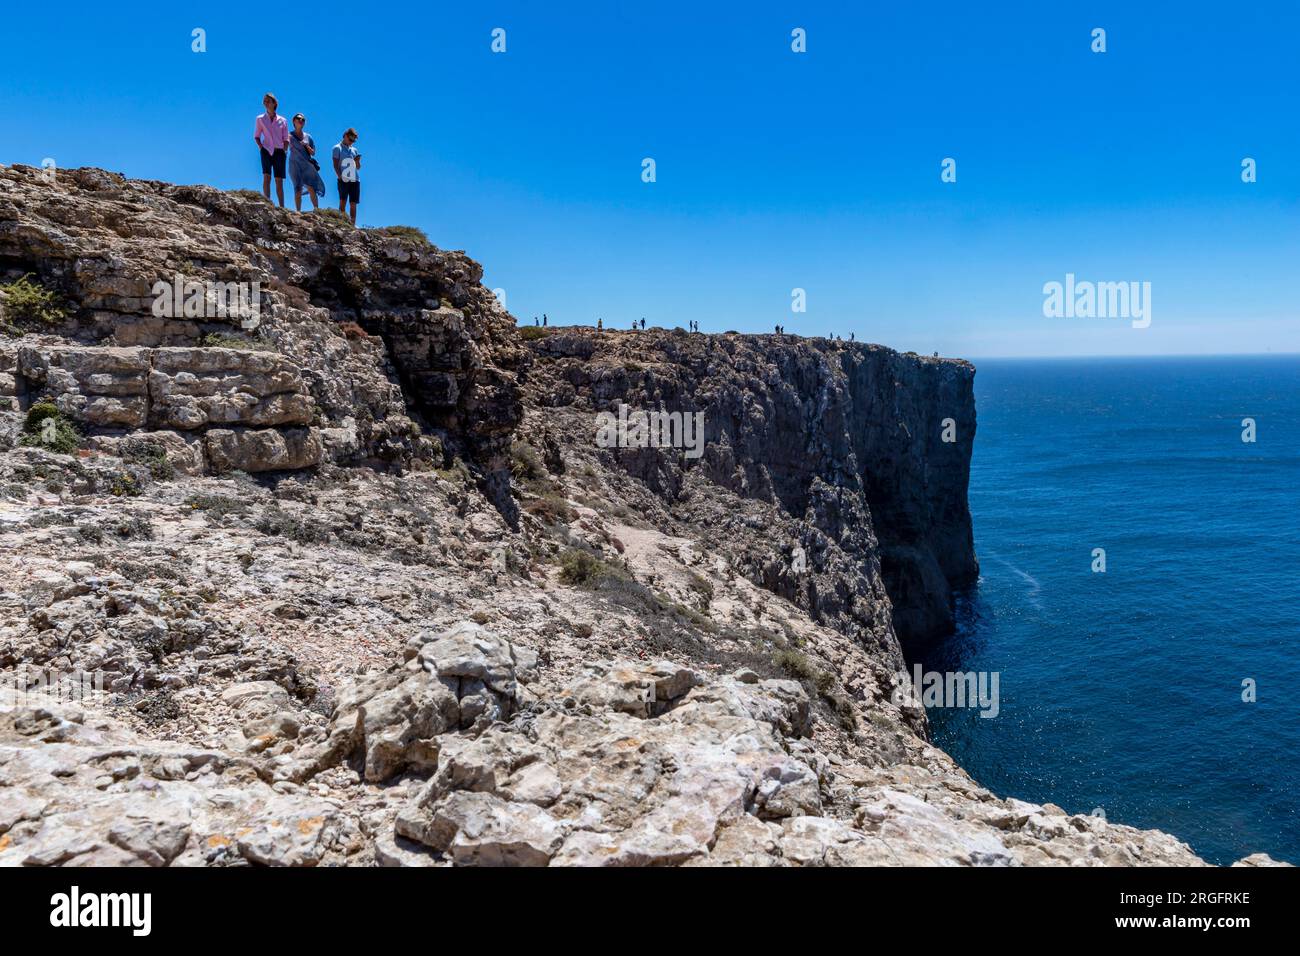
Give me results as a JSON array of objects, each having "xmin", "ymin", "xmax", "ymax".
[{"xmin": 253, "ymin": 92, "xmax": 290, "ymax": 207}]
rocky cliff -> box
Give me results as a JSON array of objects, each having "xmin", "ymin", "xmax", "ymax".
[
  {"xmin": 0, "ymin": 165, "xmax": 525, "ymax": 520},
  {"xmin": 521, "ymin": 328, "xmax": 978, "ymax": 653},
  {"xmin": 0, "ymin": 165, "xmax": 1282, "ymax": 867}
]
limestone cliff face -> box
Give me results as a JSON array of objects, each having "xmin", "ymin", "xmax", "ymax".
[
  {"xmin": 839, "ymin": 348, "xmax": 979, "ymax": 649},
  {"xmin": 521, "ymin": 328, "xmax": 978, "ymax": 653},
  {"xmin": 1, "ymin": 165, "xmax": 974, "ymax": 639},
  {"xmin": 0, "ymin": 165, "xmax": 524, "ymax": 518}
]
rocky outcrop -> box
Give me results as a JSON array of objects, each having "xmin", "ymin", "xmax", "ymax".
[
  {"xmin": 0, "ymin": 165, "xmax": 522, "ymax": 508},
  {"xmin": 1, "ymin": 635, "xmax": 1241, "ymax": 868},
  {"xmin": 11, "ymin": 344, "xmax": 323, "ymax": 471},
  {"xmin": 286, "ymin": 623, "xmax": 537, "ymax": 784},
  {"xmin": 0, "ymin": 691, "xmax": 343, "ymax": 867}
]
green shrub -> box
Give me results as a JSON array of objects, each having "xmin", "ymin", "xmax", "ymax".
[
  {"xmin": 525, "ymin": 490, "xmax": 574, "ymax": 524},
  {"xmin": 435, "ymin": 457, "xmax": 473, "ymax": 485},
  {"xmin": 1, "ymin": 275, "xmax": 67, "ymax": 326},
  {"xmin": 519, "ymin": 325, "xmax": 553, "ymax": 341},
  {"xmin": 685, "ymin": 570, "xmax": 715, "ymax": 605},
  {"xmin": 199, "ymin": 332, "xmax": 275, "ymax": 351},
  {"xmin": 123, "ymin": 441, "xmax": 175, "ymax": 481},
  {"xmin": 773, "ymin": 647, "xmax": 818, "ymax": 682},
  {"xmin": 375, "ymin": 224, "xmax": 431, "ymax": 245},
  {"xmin": 104, "ymin": 514, "xmax": 154, "ymax": 539},
  {"xmin": 22, "ymin": 402, "xmax": 61, "ymax": 434},
  {"xmin": 255, "ymin": 505, "xmax": 332, "ymax": 544},
  {"xmin": 316, "ymin": 208, "xmax": 351, "ymax": 224},
  {"xmin": 773, "ymin": 647, "xmax": 856, "ymax": 729},
  {"xmin": 557, "ymin": 547, "xmax": 629, "ymax": 587},
  {"xmin": 185, "ymin": 493, "xmax": 250, "ymax": 519},
  {"xmin": 672, "ymin": 601, "xmax": 714, "ymax": 629},
  {"xmin": 108, "ymin": 471, "xmax": 142, "ymax": 497},
  {"xmin": 510, "ymin": 441, "xmax": 544, "ymax": 482},
  {"xmin": 18, "ymin": 403, "xmax": 80, "ymax": 454}
]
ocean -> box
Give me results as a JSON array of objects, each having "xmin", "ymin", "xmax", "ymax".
[{"xmin": 921, "ymin": 355, "xmax": 1300, "ymax": 866}]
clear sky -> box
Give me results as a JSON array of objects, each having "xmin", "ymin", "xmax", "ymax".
[{"xmin": 4, "ymin": 1, "xmax": 1297, "ymax": 357}]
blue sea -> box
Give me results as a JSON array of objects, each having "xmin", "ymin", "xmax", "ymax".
[{"xmin": 921, "ymin": 356, "xmax": 1300, "ymax": 866}]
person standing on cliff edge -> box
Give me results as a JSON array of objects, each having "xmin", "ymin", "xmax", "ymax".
[
  {"xmin": 254, "ymin": 93, "xmax": 289, "ymax": 207},
  {"xmin": 332, "ymin": 128, "xmax": 362, "ymax": 225},
  {"xmin": 287, "ymin": 113, "xmax": 326, "ymax": 212}
]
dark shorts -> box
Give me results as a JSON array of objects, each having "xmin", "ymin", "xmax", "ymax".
[
  {"xmin": 260, "ymin": 147, "xmax": 286, "ymax": 178},
  {"xmin": 337, "ymin": 178, "xmax": 361, "ymax": 204}
]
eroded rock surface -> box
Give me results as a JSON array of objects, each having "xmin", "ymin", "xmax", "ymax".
[{"xmin": 0, "ymin": 164, "xmax": 523, "ymax": 504}]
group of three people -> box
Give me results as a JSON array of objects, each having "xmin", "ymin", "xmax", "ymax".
[{"xmin": 253, "ymin": 93, "xmax": 362, "ymax": 224}]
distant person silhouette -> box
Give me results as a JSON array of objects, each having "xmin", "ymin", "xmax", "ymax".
[{"xmin": 543, "ymin": 314, "xmax": 547, "ymax": 326}]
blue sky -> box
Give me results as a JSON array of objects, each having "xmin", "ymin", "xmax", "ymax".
[{"xmin": 4, "ymin": 1, "xmax": 1297, "ymax": 356}]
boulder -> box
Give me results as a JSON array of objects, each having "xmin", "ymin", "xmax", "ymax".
[
  {"xmin": 287, "ymin": 623, "xmax": 536, "ymax": 783},
  {"xmin": 204, "ymin": 426, "xmax": 323, "ymax": 472}
]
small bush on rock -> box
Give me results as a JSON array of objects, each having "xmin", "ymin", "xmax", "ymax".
[
  {"xmin": 18, "ymin": 403, "xmax": 80, "ymax": 454},
  {"xmin": 255, "ymin": 505, "xmax": 332, "ymax": 544},
  {"xmin": 185, "ymin": 493, "xmax": 250, "ymax": 519},
  {"xmin": 123, "ymin": 441, "xmax": 175, "ymax": 480},
  {"xmin": 22, "ymin": 402, "xmax": 61, "ymax": 433},
  {"xmin": 374, "ymin": 225, "xmax": 431, "ymax": 246},
  {"xmin": 510, "ymin": 440, "xmax": 545, "ymax": 482},
  {"xmin": 557, "ymin": 547, "xmax": 629, "ymax": 587},
  {"xmin": 773, "ymin": 647, "xmax": 856, "ymax": 730},
  {"xmin": 199, "ymin": 332, "xmax": 275, "ymax": 352},
  {"xmin": 526, "ymin": 491, "xmax": 575, "ymax": 524},
  {"xmin": 108, "ymin": 471, "xmax": 143, "ymax": 497},
  {"xmin": 0, "ymin": 274, "xmax": 67, "ymax": 326}
]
